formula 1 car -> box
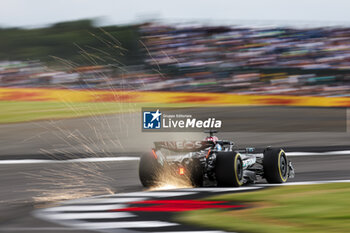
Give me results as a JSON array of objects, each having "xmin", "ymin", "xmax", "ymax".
[{"xmin": 139, "ymin": 131, "xmax": 295, "ymax": 187}]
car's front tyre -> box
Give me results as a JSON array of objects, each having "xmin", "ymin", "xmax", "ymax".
[{"xmin": 263, "ymin": 148, "xmax": 288, "ymax": 183}]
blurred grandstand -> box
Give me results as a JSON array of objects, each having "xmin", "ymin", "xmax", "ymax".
[{"xmin": 1, "ymin": 22, "xmax": 350, "ymax": 96}]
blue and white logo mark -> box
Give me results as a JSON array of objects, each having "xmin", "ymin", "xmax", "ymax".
[{"xmin": 143, "ymin": 109, "xmax": 162, "ymax": 129}]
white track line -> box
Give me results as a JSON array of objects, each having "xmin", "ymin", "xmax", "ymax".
[
  {"xmin": 0, "ymin": 157, "xmax": 139, "ymax": 164},
  {"xmin": 65, "ymin": 197, "xmax": 146, "ymax": 204},
  {"xmin": 259, "ymin": 179, "xmax": 350, "ymax": 186},
  {"xmin": 42, "ymin": 212, "xmax": 135, "ymax": 220},
  {"xmin": 158, "ymin": 231, "xmax": 228, "ymax": 233},
  {"xmin": 72, "ymin": 221, "xmax": 178, "ymax": 229},
  {"xmin": 44, "ymin": 204, "xmax": 126, "ymax": 212},
  {"xmin": 287, "ymin": 150, "xmax": 350, "ymax": 156},
  {"xmin": 2, "ymin": 149, "xmax": 350, "ymax": 165},
  {"xmin": 68, "ymin": 157, "xmax": 139, "ymax": 162},
  {"xmin": 0, "ymin": 159, "xmax": 58, "ymax": 164},
  {"xmin": 253, "ymin": 150, "xmax": 350, "ymax": 157},
  {"xmin": 0, "ymin": 227, "xmax": 84, "ymax": 231},
  {"xmin": 181, "ymin": 186, "xmax": 261, "ymax": 192},
  {"xmin": 112, "ymin": 191, "xmax": 197, "ymax": 197}
]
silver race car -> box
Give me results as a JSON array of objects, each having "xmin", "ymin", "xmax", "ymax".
[{"xmin": 139, "ymin": 131, "xmax": 295, "ymax": 187}]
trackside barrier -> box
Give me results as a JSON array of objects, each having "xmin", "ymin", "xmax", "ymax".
[{"xmin": 0, "ymin": 88, "xmax": 349, "ymax": 107}]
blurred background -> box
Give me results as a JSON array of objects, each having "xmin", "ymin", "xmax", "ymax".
[
  {"xmin": 1, "ymin": 0, "xmax": 350, "ymax": 96},
  {"xmin": 2, "ymin": 20, "xmax": 350, "ymax": 95}
]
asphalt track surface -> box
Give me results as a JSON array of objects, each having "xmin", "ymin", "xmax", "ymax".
[
  {"xmin": 0, "ymin": 107, "xmax": 350, "ymax": 232},
  {"xmin": 0, "ymin": 106, "xmax": 350, "ymax": 157},
  {"xmin": 0, "ymin": 153, "xmax": 350, "ymax": 233}
]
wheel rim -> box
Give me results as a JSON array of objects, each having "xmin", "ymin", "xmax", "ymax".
[
  {"xmin": 280, "ymin": 153, "xmax": 287, "ymax": 179},
  {"xmin": 236, "ymin": 158, "xmax": 243, "ymax": 181}
]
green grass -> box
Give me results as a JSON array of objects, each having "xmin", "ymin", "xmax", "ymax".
[
  {"xmin": 0, "ymin": 101, "xmax": 200, "ymax": 123},
  {"xmin": 176, "ymin": 183, "xmax": 350, "ymax": 233}
]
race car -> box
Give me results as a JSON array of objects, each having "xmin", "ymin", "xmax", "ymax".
[{"xmin": 139, "ymin": 131, "xmax": 295, "ymax": 187}]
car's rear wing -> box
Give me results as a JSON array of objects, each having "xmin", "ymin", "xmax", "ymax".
[{"xmin": 154, "ymin": 140, "xmax": 213, "ymax": 152}]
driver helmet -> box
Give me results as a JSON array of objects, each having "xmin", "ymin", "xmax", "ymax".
[{"xmin": 205, "ymin": 136, "xmax": 219, "ymax": 143}]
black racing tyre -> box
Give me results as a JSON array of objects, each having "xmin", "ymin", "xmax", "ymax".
[
  {"xmin": 215, "ymin": 152, "xmax": 243, "ymax": 187},
  {"xmin": 189, "ymin": 159, "xmax": 203, "ymax": 187},
  {"xmin": 139, "ymin": 153, "xmax": 161, "ymax": 188},
  {"xmin": 263, "ymin": 148, "xmax": 288, "ymax": 183}
]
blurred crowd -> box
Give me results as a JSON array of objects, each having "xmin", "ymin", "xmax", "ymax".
[
  {"xmin": 140, "ymin": 23, "xmax": 350, "ymax": 96},
  {"xmin": 1, "ymin": 23, "xmax": 350, "ymax": 96},
  {"xmin": 141, "ymin": 24, "xmax": 350, "ymax": 69}
]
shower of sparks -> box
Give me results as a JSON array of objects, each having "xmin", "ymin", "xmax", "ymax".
[
  {"xmin": 149, "ymin": 184, "xmax": 180, "ymax": 191},
  {"xmin": 148, "ymin": 164, "xmax": 194, "ymax": 191},
  {"xmin": 25, "ymin": 28, "xmax": 178, "ymax": 204},
  {"xmin": 26, "ymin": 30, "xmax": 147, "ymax": 204}
]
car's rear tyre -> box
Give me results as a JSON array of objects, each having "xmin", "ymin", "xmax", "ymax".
[
  {"xmin": 139, "ymin": 153, "xmax": 161, "ymax": 188},
  {"xmin": 263, "ymin": 148, "xmax": 288, "ymax": 183},
  {"xmin": 189, "ymin": 159, "xmax": 203, "ymax": 187},
  {"xmin": 215, "ymin": 152, "xmax": 243, "ymax": 187}
]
